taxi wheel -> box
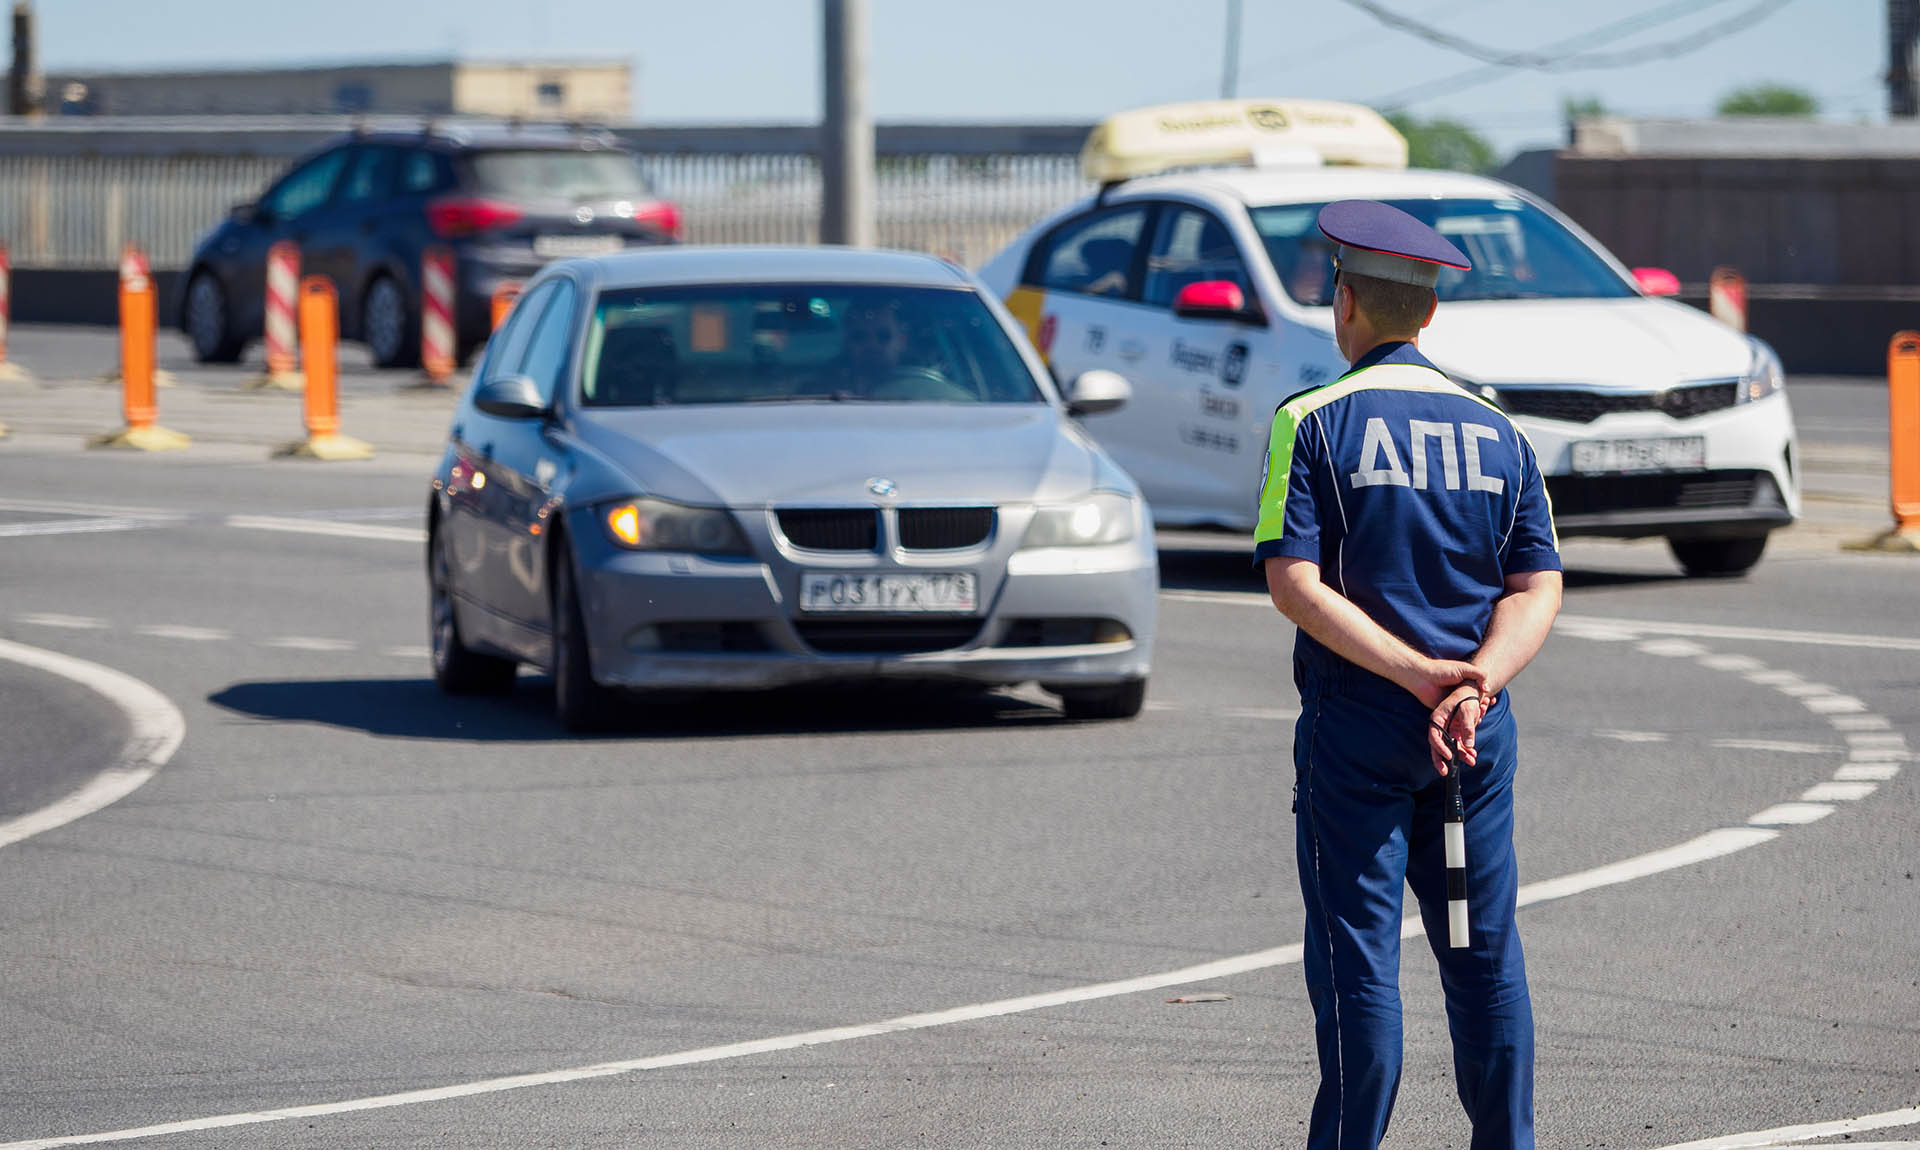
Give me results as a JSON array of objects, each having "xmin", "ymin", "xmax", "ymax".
[
  {"xmin": 1054, "ymin": 678, "xmax": 1147, "ymax": 721},
  {"xmin": 1668, "ymin": 534, "xmax": 1768, "ymax": 577},
  {"xmin": 552, "ymin": 546, "xmax": 613, "ymax": 732},
  {"xmin": 430, "ymin": 529, "xmax": 517, "ymax": 695}
]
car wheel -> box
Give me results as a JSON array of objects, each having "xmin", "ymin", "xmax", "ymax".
[
  {"xmin": 362, "ymin": 275, "xmax": 420, "ymax": 369},
  {"xmin": 429, "ymin": 527, "xmax": 517, "ymax": 695},
  {"xmin": 1668, "ymin": 534, "xmax": 1768, "ymax": 577},
  {"xmin": 184, "ymin": 271, "xmax": 243, "ymax": 363},
  {"xmin": 552, "ymin": 545, "xmax": 614, "ymax": 732},
  {"xmin": 1054, "ymin": 678, "xmax": 1148, "ymax": 721}
]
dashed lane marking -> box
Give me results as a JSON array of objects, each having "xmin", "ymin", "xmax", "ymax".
[
  {"xmin": 1708, "ymin": 739, "xmax": 1835, "ymax": 754},
  {"xmin": 133, "ymin": 625, "xmax": 231, "ymax": 642},
  {"xmin": 15, "ymin": 613, "xmax": 108, "ymax": 630},
  {"xmin": 1594, "ymin": 729, "xmax": 1670, "ymax": 743},
  {"xmin": 1748, "ymin": 802, "xmax": 1836, "ymax": 826},
  {"xmin": 224, "ymin": 514, "xmax": 426, "ymax": 544},
  {"xmin": 1654, "ymin": 1104, "xmax": 1920, "ymax": 1149},
  {"xmin": 260, "ymin": 636, "xmax": 358, "ymax": 653}
]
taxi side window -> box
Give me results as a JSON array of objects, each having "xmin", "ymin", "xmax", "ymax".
[
  {"xmin": 1026, "ymin": 206, "xmax": 1149, "ymax": 299},
  {"xmin": 1143, "ymin": 207, "xmax": 1251, "ymax": 308}
]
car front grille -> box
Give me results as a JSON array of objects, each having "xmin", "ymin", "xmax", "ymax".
[
  {"xmin": 1494, "ymin": 382, "xmax": 1739, "ymax": 424},
  {"xmin": 794, "ymin": 618, "xmax": 983, "ymax": 654},
  {"xmin": 898, "ymin": 507, "xmax": 995, "ymax": 550},
  {"xmin": 776, "ymin": 508, "xmax": 878, "ymax": 552},
  {"xmin": 1545, "ymin": 470, "xmax": 1763, "ymax": 516}
]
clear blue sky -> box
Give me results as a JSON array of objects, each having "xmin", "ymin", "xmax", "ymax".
[{"xmin": 43, "ymin": 0, "xmax": 1883, "ymax": 156}]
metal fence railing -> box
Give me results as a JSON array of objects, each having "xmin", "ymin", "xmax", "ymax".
[{"xmin": 0, "ymin": 123, "xmax": 1093, "ymax": 272}]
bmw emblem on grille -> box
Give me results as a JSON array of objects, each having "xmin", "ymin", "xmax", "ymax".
[
  {"xmin": 574, "ymin": 205, "xmax": 595, "ymax": 224},
  {"xmin": 867, "ymin": 477, "xmax": 897, "ymax": 497}
]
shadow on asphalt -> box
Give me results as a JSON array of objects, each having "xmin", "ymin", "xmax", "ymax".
[{"xmin": 208, "ymin": 677, "xmax": 1063, "ymax": 741}]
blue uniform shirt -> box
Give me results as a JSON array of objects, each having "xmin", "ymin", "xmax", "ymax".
[{"xmin": 1254, "ymin": 341, "xmax": 1560, "ymax": 688}]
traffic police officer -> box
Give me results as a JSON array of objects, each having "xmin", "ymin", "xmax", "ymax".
[{"xmin": 1254, "ymin": 200, "xmax": 1563, "ymax": 1148}]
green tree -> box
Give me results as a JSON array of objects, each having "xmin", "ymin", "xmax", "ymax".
[
  {"xmin": 1562, "ymin": 95, "xmax": 1608, "ymax": 122},
  {"xmin": 1385, "ymin": 112, "xmax": 1499, "ymax": 174},
  {"xmin": 1717, "ymin": 85, "xmax": 1819, "ymax": 116}
]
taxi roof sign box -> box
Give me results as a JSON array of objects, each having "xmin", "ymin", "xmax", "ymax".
[{"xmin": 1080, "ymin": 99, "xmax": 1409, "ymax": 185}]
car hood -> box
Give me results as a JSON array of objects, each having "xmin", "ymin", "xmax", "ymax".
[
  {"xmin": 1416, "ymin": 298, "xmax": 1755, "ymax": 389},
  {"xmin": 567, "ymin": 403, "xmax": 1104, "ymax": 507}
]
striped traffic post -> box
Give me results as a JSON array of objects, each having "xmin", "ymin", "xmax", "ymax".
[
  {"xmin": 0, "ymin": 240, "xmax": 28, "ymax": 384},
  {"xmin": 89, "ymin": 260, "xmax": 188, "ymax": 451},
  {"xmin": 274, "ymin": 275, "xmax": 372, "ymax": 461},
  {"xmin": 249, "ymin": 241, "xmax": 305, "ymax": 390},
  {"xmin": 1708, "ymin": 266, "xmax": 1747, "ymax": 332},
  {"xmin": 420, "ymin": 246, "xmax": 456, "ymax": 385}
]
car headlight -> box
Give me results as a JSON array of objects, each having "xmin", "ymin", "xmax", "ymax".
[
  {"xmin": 1020, "ymin": 491, "xmax": 1137, "ymax": 548},
  {"xmin": 602, "ymin": 498, "xmax": 750, "ymax": 556},
  {"xmin": 1740, "ymin": 338, "xmax": 1785, "ymax": 403}
]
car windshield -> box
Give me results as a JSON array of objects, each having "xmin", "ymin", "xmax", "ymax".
[
  {"xmin": 1250, "ymin": 197, "xmax": 1636, "ymax": 305},
  {"xmin": 581, "ymin": 283, "xmax": 1046, "ymax": 407},
  {"xmin": 467, "ymin": 149, "xmax": 653, "ymax": 202}
]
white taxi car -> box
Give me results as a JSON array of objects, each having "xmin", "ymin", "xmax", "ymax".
[{"xmin": 978, "ymin": 100, "xmax": 1798, "ymax": 576}]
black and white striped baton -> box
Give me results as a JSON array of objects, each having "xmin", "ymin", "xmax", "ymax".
[{"xmin": 1440, "ymin": 697, "xmax": 1470, "ymax": 949}]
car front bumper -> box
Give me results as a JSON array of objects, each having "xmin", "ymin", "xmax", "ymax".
[{"xmin": 570, "ymin": 530, "xmax": 1158, "ymax": 692}]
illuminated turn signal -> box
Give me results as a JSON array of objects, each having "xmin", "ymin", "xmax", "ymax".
[{"xmin": 607, "ymin": 504, "xmax": 643, "ymax": 547}]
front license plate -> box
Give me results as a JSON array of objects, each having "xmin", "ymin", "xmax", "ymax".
[
  {"xmin": 800, "ymin": 572, "xmax": 977, "ymax": 613},
  {"xmin": 1570, "ymin": 436, "xmax": 1706, "ymax": 474},
  {"xmin": 533, "ymin": 234, "xmax": 624, "ymax": 258}
]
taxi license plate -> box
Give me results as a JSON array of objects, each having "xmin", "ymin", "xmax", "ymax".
[
  {"xmin": 533, "ymin": 234, "xmax": 624, "ymax": 258},
  {"xmin": 1570, "ymin": 436, "xmax": 1706, "ymax": 475},
  {"xmin": 800, "ymin": 572, "xmax": 977, "ymax": 613}
]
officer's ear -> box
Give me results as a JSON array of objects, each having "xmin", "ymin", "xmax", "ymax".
[{"xmin": 1417, "ymin": 288, "xmax": 1439, "ymax": 330}]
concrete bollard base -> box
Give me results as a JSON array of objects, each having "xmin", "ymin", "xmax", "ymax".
[
  {"xmin": 273, "ymin": 433, "xmax": 375, "ymax": 462},
  {"xmin": 89, "ymin": 424, "xmax": 192, "ymax": 451},
  {"xmin": 245, "ymin": 370, "xmax": 307, "ymax": 392},
  {"xmin": 97, "ymin": 368, "xmax": 179, "ymax": 389},
  {"xmin": 1843, "ymin": 527, "xmax": 1920, "ymax": 554},
  {"xmin": 0, "ymin": 362, "xmax": 32, "ymax": 384}
]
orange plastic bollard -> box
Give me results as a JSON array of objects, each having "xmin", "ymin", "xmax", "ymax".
[
  {"xmin": 89, "ymin": 265, "xmax": 188, "ymax": 450},
  {"xmin": 490, "ymin": 281, "xmax": 522, "ymax": 331},
  {"xmin": 1890, "ymin": 332, "xmax": 1920, "ymax": 533},
  {"xmin": 0, "ymin": 239, "xmax": 28, "ymax": 383},
  {"xmin": 1708, "ymin": 266, "xmax": 1747, "ymax": 332},
  {"xmin": 276, "ymin": 276, "xmax": 372, "ymax": 460}
]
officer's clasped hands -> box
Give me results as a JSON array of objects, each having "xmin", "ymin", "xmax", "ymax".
[{"xmin": 1428, "ymin": 679, "xmax": 1490, "ymax": 777}]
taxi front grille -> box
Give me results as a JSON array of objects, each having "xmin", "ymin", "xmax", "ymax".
[
  {"xmin": 1545, "ymin": 470, "xmax": 1762, "ymax": 516},
  {"xmin": 1494, "ymin": 382, "xmax": 1739, "ymax": 424},
  {"xmin": 898, "ymin": 507, "xmax": 995, "ymax": 550},
  {"xmin": 794, "ymin": 618, "xmax": 983, "ymax": 654},
  {"xmin": 776, "ymin": 508, "xmax": 878, "ymax": 552}
]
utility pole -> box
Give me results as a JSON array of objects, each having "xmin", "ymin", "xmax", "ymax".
[
  {"xmin": 820, "ymin": 0, "xmax": 874, "ymax": 247},
  {"xmin": 8, "ymin": 1, "xmax": 43, "ymax": 118},
  {"xmin": 1892, "ymin": 0, "xmax": 1918, "ymax": 118},
  {"xmin": 1221, "ymin": 0, "xmax": 1242, "ymax": 100}
]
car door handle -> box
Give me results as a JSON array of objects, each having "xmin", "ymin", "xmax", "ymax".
[{"xmin": 1117, "ymin": 340, "xmax": 1147, "ymax": 362}]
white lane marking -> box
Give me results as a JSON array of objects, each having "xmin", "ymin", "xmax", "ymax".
[
  {"xmin": 0, "ymin": 497, "xmax": 177, "ymax": 518},
  {"xmin": 1744, "ymin": 670, "xmax": 1804, "ymax": 687},
  {"xmin": 1594, "ymin": 729, "xmax": 1669, "ymax": 743},
  {"xmin": 0, "ymin": 822, "xmax": 1789, "ymax": 1150},
  {"xmin": 1845, "ymin": 733, "xmax": 1909, "ymax": 747},
  {"xmin": 134, "ymin": 625, "xmax": 231, "ymax": 642},
  {"xmin": 0, "ymin": 517, "xmax": 147, "ymax": 538},
  {"xmin": 1801, "ymin": 781, "xmax": 1878, "ymax": 802},
  {"xmin": 0, "ymin": 639, "xmax": 185, "ymax": 851},
  {"xmin": 226, "ymin": 514, "xmax": 427, "ymax": 544},
  {"xmin": 1803, "ymin": 695, "xmax": 1867, "ymax": 715},
  {"xmin": 1709, "ymin": 739, "xmax": 1834, "ymax": 754},
  {"xmin": 1749, "ymin": 803, "xmax": 1835, "ymax": 826},
  {"xmin": 1773, "ymin": 682, "xmax": 1836, "ymax": 698},
  {"xmin": 1219, "ymin": 706, "xmax": 1299, "ymax": 721},
  {"xmin": 15, "ymin": 613, "xmax": 108, "ymax": 630},
  {"xmin": 1698, "ymin": 654, "xmax": 1765, "ymax": 672},
  {"xmin": 261, "ymin": 637, "xmax": 358, "ymax": 653},
  {"xmin": 1654, "ymin": 1104, "xmax": 1920, "ymax": 1149},
  {"xmin": 1849, "ymin": 746, "xmax": 1911, "ymax": 762},
  {"xmin": 1557, "ymin": 613, "xmax": 1920, "ymax": 653},
  {"xmin": 1836, "ymin": 763, "xmax": 1901, "ymax": 782},
  {"xmin": 1637, "ymin": 638, "xmax": 1708, "ymax": 657},
  {"xmin": 1158, "ymin": 589, "xmax": 1264, "ymax": 607},
  {"xmin": 1830, "ymin": 715, "xmax": 1892, "ymax": 731},
  {"xmin": 1554, "ymin": 623, "xmax": 1639, "ymax": 641},
  {"xmin": 382, "ymin": 645, "xmax": 431, "ymax": 660}
]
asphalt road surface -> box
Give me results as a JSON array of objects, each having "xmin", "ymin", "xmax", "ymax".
[{"xmin": 0, "ymin": 338, "xmax": 1914, "ymax": 1148}]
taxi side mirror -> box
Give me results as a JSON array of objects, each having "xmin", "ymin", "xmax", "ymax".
[
  {"xmin": 474, "ymin": 374, "xmax": 549, "ymax": 420},
  {"xmin": 1067, "ymin": 369, "xmax": 1130, "ymax": 417},
  {"xmin": 1173, "ymin": 280, "xmax": 1265, "ymax": 326},
  {"xmin": 1632, "ymin": 266, "xmax": 1681, "ymax": 297}
]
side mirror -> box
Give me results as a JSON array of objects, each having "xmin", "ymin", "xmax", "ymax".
[
  {"xmin": 1067, "ymin": 369, "xmax": 1130, "ymax": 417},
  {"xmin": 232, "ymin": 201, "xmax": 264, "ymax": 226},
  {"xmin": 1633, "ymin": 266, "xmax": 1681, "ymax": 297},
  {"xmin": 1172, "ymin": 279, "xmax": 1265, "ymax": 325},
  {"xmin": 474, "ymin": 375, "xmax": 548, "ymax": 420}
]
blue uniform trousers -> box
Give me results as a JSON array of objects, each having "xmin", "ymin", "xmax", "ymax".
[{"xmin": 1293, "ymin": 671, "xmax": 1534, "ymax": 1149}]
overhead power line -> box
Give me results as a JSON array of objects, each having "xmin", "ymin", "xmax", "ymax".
[{"xmin": 1340, "ymin": 0, "xmax": 1796, "ymax": 73}]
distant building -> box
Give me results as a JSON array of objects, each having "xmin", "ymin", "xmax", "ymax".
[{"xmin": 48, "ymin": 59, "xmax": 632, "ymax": 121}]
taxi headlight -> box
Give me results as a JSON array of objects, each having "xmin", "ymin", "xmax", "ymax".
[
  {"xmin": 1740, "ymin": 337, "xmax": 1785, "ymax": 403},
  {"xmin": 602, "ymin": 498, "xmax": 750, "ymax": 556},
  {"xmin": 1020, "ymin": 492, "xmax": 1137, "ymax": 548}
]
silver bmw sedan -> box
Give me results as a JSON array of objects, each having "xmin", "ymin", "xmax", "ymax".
[{"xmin": 427, "ymin": 247, "xmax": 1157, "ymax": 730}]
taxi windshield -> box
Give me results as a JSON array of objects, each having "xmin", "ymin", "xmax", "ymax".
[
  {"xmin": 1250, "ymin": 198, "xmax": 1636, "ymax": 305},
  {"xmin": 581, "ymin": 284, "xmax": 1045, "ymax": 406}
]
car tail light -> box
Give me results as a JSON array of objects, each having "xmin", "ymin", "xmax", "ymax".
[
  {"xmin": 633, "ymin": 201, "xmax": 683, "ymax": 242},
  {"xmin": 426, "ymin": 196, "xmax": 525, "ymax": 239}
]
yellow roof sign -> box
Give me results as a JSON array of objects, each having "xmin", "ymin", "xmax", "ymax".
[{"xmin": 1080, "ymin": 99, "xmax": 1408, "ymax": 184}]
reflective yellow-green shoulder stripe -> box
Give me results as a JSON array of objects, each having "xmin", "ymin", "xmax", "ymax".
[{"xmin": 1254, "ymin": 400, "xmax": 1307, "ymax": 544}]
